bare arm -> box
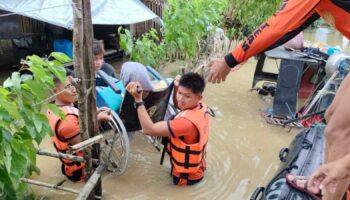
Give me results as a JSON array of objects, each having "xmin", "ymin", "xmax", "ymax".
[
  {"xmin": 172, "ymin": 75, "xmax": 180, "ymax": 109},
  {"xmin": 126, "ymin": 81, "xmax": 171, "ymax": 137},
  {"xmin": 136, "ymin": 104, "xmax": 170, "ymax": 137},
  {"xmin": 322, "ymin": 76, "xmax": 350, "ymax": 199}
]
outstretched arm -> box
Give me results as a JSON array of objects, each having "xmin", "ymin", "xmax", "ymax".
[{"xmin": 208, "ymin": 0, "xmax": 321, "ymax": 83}]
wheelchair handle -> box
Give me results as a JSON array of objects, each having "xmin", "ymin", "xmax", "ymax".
[
  {"xmin": 97, "ymin": 70, "xmax": 121, "ymax": 94},
  {"xmin": 279, "ymin": 147, "xmax": 289, "ymax": 162},
  {"xmin": 136, "ymin": 85, "xmax": 143, "ymax": 94}
]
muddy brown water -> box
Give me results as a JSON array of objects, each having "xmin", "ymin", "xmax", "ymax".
[
  {"xmin": 23, "ymin": 27, "xmax": 347, "ymax": 199},
  {"xmin": 30, "ymin": 59, "xmax": 297, "ymax": 200}
]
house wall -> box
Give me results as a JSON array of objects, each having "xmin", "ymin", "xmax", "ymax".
[{"xmin": 133, "ymin": 0, "xmax": 164, "ymax": 37}]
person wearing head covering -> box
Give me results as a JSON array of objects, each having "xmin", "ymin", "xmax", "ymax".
[{"xmin": 120, "ymin": 62, "xmax": 154, "ymax": 92}]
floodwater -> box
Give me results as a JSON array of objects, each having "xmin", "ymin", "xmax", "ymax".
[{"xmin": 26, "ymin": 27, "xmax": 347, "ymax": 199}]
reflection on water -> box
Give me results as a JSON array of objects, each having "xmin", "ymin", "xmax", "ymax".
[
  {"xmin": 28, "ymin": 27, "xmax": 344, "ymax": 199},
  {"xmin": 304, "ymin": 26, "xmax": 347, "ymax": 50},
  {"xmin": 314, "ymin": 27, "xmax": 332, "ymax": 44}
]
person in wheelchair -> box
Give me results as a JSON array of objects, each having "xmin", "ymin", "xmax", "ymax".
[
  {"xmin": 46, "ymin": 73, "xmax": 112, "ymax": 182},
  {"xmin": 97, "ymin": 61, "xmax": 173, "ymax": 138},
  {"xmin": 126, "ymin": 73, "xmax": 211, "ymax": 186},
  {"xmin": 120, "ymin": 61, "xmax": 168, "ymax": 92}
]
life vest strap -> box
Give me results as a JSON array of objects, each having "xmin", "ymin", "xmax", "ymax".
[
  {"xmin": 171, "ymin": 156, "xmax": 201, "ymax": 168},
  {"xmin": 53, "ymin": 142, "xmax": 82, "ymax": 166},
  {"xmin": 169, "ymin": 142, "xmax": 202, "ymax": 155},
  {"xmin": 184, "ymin": 146, "xmax": 190, "ymax": 169},
  {"xmin": 178, "ymin": 173, "xmax": 189, "ymax": 186}
]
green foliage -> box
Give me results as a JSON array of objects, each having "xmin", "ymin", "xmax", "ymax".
[
  {"xmin": 162, "ymin": 0, "xmax": 227, "ymax": 59},
  {"xmin": 0, "ymin": 52, "xmax": 66, "ymax": 199},
  {"xmin": 118, "ymin": 0, "xmax": 228, "ymax": 66},
  {"xmin": 225, "ymin": 0, "xmax": 282, "ymax": 39},
  {"xmin": 118, "ymin": 27, "xmax": 165, "ymax": 68},
  {"xmin": 49, "ymin": 52, "xmax": 72, "ymax": 64}
]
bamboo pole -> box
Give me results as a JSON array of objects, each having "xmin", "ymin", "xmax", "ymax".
[
  {"xmin": 21, "ymin": 178, "xmax": 101, "ymax": 199},
  {"xmin": 36, "ymin": 149, "xmax": 99, "ymax": 165},
  {"xmin": 76, "ymin": 165, "xmax": 105, "ymax": 200},
  {"xmin": 68, "ymin": 130, "xmax": 114, "ymax": 154},
  {"xmin": 37, "ymin": 148, "xmax": 83, "ymax": 162}
]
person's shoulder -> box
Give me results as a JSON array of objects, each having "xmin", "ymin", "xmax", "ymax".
[
  {"xmin": 168, "ymin": 116, "xmax": 197, "ymax": 136},
  {"xmin": 57, "ymin": 114, "xmax": 80, "ymax": 139}
]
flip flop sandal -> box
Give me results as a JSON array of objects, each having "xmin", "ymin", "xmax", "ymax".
[{"xmin": 285, "ymin": 174, "xmax": 322, "ymax": 200}]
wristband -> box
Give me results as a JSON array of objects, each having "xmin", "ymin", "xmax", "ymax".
[
  {"xmin": 134, "ymin": 101, "xmax": 144, "ymax": 109},
  {"xmin": 224, "ymin": 53, "xmax": 239, "ymax": 68}
]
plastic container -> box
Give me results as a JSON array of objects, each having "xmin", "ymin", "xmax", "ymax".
[
  {"xmin": 326, "ymin": 47, "xmax": 341, "ymax": 55},
  {"xmin": 53, "ymin": 39, "xmax": 73, "ymax": 58}
]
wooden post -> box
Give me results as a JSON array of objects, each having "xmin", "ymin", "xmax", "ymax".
[
  {"xmin": 72, "ymin": 0, "xmax": 101, "ymax": 199},
  {"xmin": 76, "ymin": 165, "xmax": 105, "ymax": 200}
]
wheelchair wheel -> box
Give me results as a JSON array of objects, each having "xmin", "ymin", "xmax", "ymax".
[
  {"xmin": 100, "ymin": 111, "xmax": 130, "ymax": 176},
  {"xmin": 148, "ymin": 103, "xmax": 178, "ymax": 151}
]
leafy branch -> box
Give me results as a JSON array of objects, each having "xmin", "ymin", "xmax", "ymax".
[{"xmin": 0, "ymin": 52, "xmax": 69, "ymax": 199}]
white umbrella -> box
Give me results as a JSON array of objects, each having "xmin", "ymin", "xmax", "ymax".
[{"xmin": 0, "ymin": 0, "xmax": 160, "ymax": 29}]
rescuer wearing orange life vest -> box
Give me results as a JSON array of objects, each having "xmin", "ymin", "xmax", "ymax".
[
  {"xmin": 126, "ymin": 72, "xmax": 211, "ymax": 186},
  {"xmin": 47, "ymin": 74, "xmax": 112, "ymax": 182}
]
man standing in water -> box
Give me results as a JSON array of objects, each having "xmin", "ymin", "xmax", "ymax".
[
  {"xmin": 47, "ymin": 74, "xmax": 112, "ymax": 181},
  {"xmin": 207, "ymin": 0, "xmax": 350, "ymax": 199},
  {"xmin": 126, "ymin": 73, "xmax": 211, "ymax": 186}
]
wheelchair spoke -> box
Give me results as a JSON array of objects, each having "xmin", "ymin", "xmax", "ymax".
[{"xmin": 99, "ymin": 111, "xmax": 130, "ymax": 176}]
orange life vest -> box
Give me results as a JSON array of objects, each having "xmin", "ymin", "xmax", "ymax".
[
  {"xmin": 46, "ymin": 106, "xmax": 84, "ymax": 179},
  {"xmin": 167, "ymin": 103, "xmax": 210, "ymax": 179}
]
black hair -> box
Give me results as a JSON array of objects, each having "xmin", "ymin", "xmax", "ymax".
[
  {"xmin": 53, "ymin": 69, "xmax": 74, "ymax": 86},
  {"xmin": 179, "ymin": 72, "xmax": 205, "ymax": 94}
]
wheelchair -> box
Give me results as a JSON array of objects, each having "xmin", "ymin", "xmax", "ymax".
[
  {"xmin": 95, "ymin": 66, "xmax": 177, "ymax": 176},
  {"xmin": 20, "ymin": 54, "xmax": 177, "ymax": 178}
]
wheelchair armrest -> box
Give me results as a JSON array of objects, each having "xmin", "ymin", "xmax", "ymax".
[
  {"xmin": 146, "ymin": 66, "xmax": 170, "ymax": 85},
  {"xmin": 97, "ymin": 70, "xmax": 121, "ymax": 94}
]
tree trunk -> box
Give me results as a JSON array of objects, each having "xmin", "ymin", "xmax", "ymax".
[{"xmin": 72, "ymin": 0, "xmax": 100, "ymax": 199}]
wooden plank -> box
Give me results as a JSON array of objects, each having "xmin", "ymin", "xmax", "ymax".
[
  {"xmin": 68, "ymin": 130, "xmax": 114, "ymax": 154},
  {"xmin": 75, "ymin": 164, "xmax": 105, "ymax": 200},
  {"xmin": 36, "ymin": 149, "xmax": 99, "ymax": 165},
  {"xmin": 21, "ymin": 178, "xmax": 101, "ymax": 199}
]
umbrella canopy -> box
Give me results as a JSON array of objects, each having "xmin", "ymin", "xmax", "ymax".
[{"xmin": 0, "ymin": 0, "xmax": 159, "ymax": 29}]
